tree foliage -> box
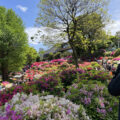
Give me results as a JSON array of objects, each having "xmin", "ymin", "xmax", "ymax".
[
  {"xmin": 36, "ymin": 0, "xmax": 109, "ymax": 68},
  {"xmin": 26, "ymin": 47, "xmax": 38, "ymax": 65},
  {"xmin": 0, "ymin": 6, "xmax": 28, "ymax": 80}
]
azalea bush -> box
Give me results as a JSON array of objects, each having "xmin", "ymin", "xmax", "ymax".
[
  {"xmin": 78, "ymin": 69, "xmax": 112, "ymax": 84},
  {"xmin": 0, "ymin": 93, "xmax": 89, "ymax": 120},
  {"xmin": 0, "ymin": 85, "xmax": 24, "ymax": 106},
  {"xmin": 90, "ymin": 62, "xmax": 101, "ymax": 69},
  {"xmin": 87, "ymin": 70, "xmax": 112, "ymax": 83},
  {"xmin": 113, "ymin": 57, "xmax": 120, "ymax": 61},
  {"xmin": 66, "ymin": 82, "xmax": 118, "ymax": 120},
  {"xmin": 83, "ymin": 62, "xmax": 103, "ymax": 71},
  {"xmin": 34, "ymin": 73, "xmax": 64, "ymax": 96},
  {"xmin": 0, "ymin": 104, "xmax": 23, "ymax": 120},
  {"xmin": 59, "ymin": 68, "xmax": 85, "ymax": 90},
  {"xmin": 113, "ymin": 48, "xmax": 120, "ymax": 57},
  {"xmin": 23, "ymin": 59, "xmax": 68, "ymax": 82},
  {"xmin": 0, "ymin": 83, "xmax": 40, "ymax": 106}
]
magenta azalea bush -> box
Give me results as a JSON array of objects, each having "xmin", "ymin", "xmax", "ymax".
[
  {"xmin": 0, "ymin": 85, "xmax": 24, "ymax": 106},
  {"xmin": 113, "ymin": 57, "xmax": 120, "ymax": 61},
  {"xmin": 34, "ymin": 73, "xmax": 64, "ymax": 96}
]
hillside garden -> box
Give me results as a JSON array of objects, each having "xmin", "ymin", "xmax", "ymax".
[
  {"xmin": 1, "ymin": 0, "xmax": 120, "ymax": 120},
  {"xmin": 0, "ymin": 54, "xmax": 120, "ymax": 120}
]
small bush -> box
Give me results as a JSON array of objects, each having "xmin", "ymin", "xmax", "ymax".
[
  {"xmin": 85, "ymin": 70, "xmax": 112, "ymax": 83},
  {"xmin": 59, "ymin": 68, "xmax": 85, "ymax": 89},
  {"xmin": 104, "ymin": 51, "xmax": 112, "ymax": 57},
  {"xmin": 53, "ymin": 52, "xmax": 61, "ymax": 59},
  {"xmin": 113, "ymin": 48, "xmax": 120, "ymax": 57},
  {"xmin": 60, "ymin": 51, "xmax": 72, "ymax": 58},
  {"xmin": 35, "ymin": 73, "xmax": 64, "ymax": 96}
]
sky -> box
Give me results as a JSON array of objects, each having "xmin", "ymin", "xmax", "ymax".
[{"xmin": 0, "ymin": 0, "xmax": 120, "ymax": 51}]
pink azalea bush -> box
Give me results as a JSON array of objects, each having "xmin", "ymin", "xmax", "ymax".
[{"xmin": 113, "ymin": 57, "xmax": 120, "ymax": 61}]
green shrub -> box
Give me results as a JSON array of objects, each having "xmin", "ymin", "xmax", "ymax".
[
  {"xmin": 87, "ymin": 70, "xmax": 112, "ymax": 83},
  {"xmin": 78, "ymin": 70, "xmax": 112, "ymax": 84},
  {"xmin": 46, "ymin": 52, "xmax": 54, "ymax": 60},
  {"xmin": 113, "ymin": 48, "xmax": 120, "ymax": 57},
  {"xmin": 60, "ymin": 51, "xmax": 72, "ymax": 58},
  {"xmin": 104, "ymin": 51, "xmax": 112, "ymax": 57},
  {"xmin": 91, "ymin": 62, "xmax": 101, "ymax": 69},
  {"xmin": 53, "ymin": 52, "xmax": 61, "ymax": 59}
]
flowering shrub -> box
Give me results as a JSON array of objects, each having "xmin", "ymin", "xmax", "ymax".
[
  {"xmin": 31, "ymin": 61, "xmax": 48, "ymax": 68},
  {"xmin": 0, "ymin": 85, "xmax": 24, "ymax": 106},
  {"xmin": 0, "ymin": 104, "xmax": 23, "ymax": 120},
  {"xmin": 0, "ymin": 84, "xmax": 39, "ymax": 106},
  {"xmin": 79, "ymin": 62, "xmax": 91, "ymax": 68},
  {"xmin": 34, "ymin": 73, "xmax": 64, "ymax": 96},
  {"xmin": 111, "ymin": 51, "xmax": 115, "ymax": 56},
  {"xmin": 1, "ymin": 81, "xmax": 10, "ymax": 87},
  {"xmin": 113, "ymin": 57, "xmax": 120, "ymax": 61},
  {"xmin": 66, "ymin": 82, "xmax": 118, "ymax": 120},
  {"xmin": 98, "ymin": 57, "xmax": 103, "ymax": 60},
  {"xmin": 87, "ymin": 70, "xmax": 112, "ymax": 83},
  {"xmin": 0, "ymin": 93, "xmax": 89, "ymax": 120},
  {"xmin": 59, "ymin": 68, "xmax": 85, "ymax": 89},
  {"xmin": 78, "ymin": 70, "xmax": 112, "ymax": 84},
  {"xmin": 50, "ymin": 58, "xmax": 67, "ymax": 63},
  {"xmin": 113, "ymin": 48, "xmax": 120, "ymax": 57},
  {"xmin": 24, "ymin": 61, "xmax": 63, "ymax": 81}
]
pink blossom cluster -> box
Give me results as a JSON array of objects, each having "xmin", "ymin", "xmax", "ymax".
[
  {"xmin": 79, "ymin": 62, "xmax": 91, "ymax": 67},
  {"xmin": 50, "ymin": 59, "xmax": 67, "ymax": 63},
  {"xmin": 31, "ymin": 61, "xmax": 48, "ymax": 68},
  {"xmin": 110, "ymin": 51, "xmax": 115, "ymax": 56},
  {"xmin": 113, "ymin": 57, "xmax": 120, "ymax": 61}
]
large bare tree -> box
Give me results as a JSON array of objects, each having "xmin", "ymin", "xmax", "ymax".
[{"xmin": 36, "ymin": 0, "xmax": 109, "ymax": 68}]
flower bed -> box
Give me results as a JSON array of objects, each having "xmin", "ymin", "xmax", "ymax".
[
  {"xmin": 0, "ymin": 93, "xmax": 91, "ymax": 120},
  {"xmin": 0, "ymin": 57, "xmax": 117, "ymax": 120}
]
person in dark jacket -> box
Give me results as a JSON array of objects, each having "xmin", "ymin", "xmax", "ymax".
[
  {"xmin": 108, "ymin": 64, "xmax": 120, "ymax": 120},
  {"xmin": 108, "ymin": 64, "xmax": 120, "ymax": 95}
]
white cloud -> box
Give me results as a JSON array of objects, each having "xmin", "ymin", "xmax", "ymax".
[
  {"xmin": 105, "ymin": 20, "xmax": 120, "ymax": 35},
  {"xmin": 16, "ymin": 5, "xmax": 28, "ymax": 12}
]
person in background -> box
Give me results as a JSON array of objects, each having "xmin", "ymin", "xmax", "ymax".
[
  {"xmin": 108, "ymin": 64, "xmax": 120, "ymax": 120},
  {"xmin": 106, "ymin": 60, "xmax": 112, "ymax": 71}
]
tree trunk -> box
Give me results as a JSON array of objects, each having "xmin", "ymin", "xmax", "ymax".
[
  {"xmin": 1, "ymin": 63, "xmax": 9, "ymax": 81},
  {"xmin": 69, "ymin": 41, "xmax": 79, "ymax": 68}
]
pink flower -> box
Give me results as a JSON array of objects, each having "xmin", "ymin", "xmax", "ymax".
[{"xmin": 100, "ymin": 102, "xmax": 105, "ymax": 108}]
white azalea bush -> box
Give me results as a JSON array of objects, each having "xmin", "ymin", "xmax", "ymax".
[{"xmin": 0, "ymin": 93, "xmax": 91, "ymax": 120}]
